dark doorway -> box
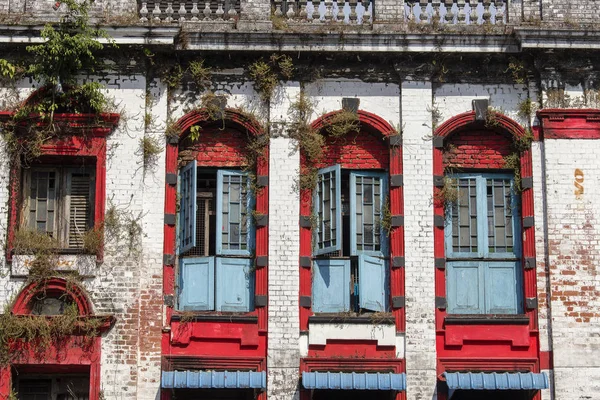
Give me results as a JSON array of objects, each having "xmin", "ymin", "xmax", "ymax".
[
  {"xmin": 171, "ymin": 389, "xmax": 256, "ymax": 400},
  {"xmin": 312, "ymin": 390, "xmax": 395, "ymax": 400},
  {"xmin": 450, "ymin": 390, "xmax": 531, "ymax": 400},
  {"xmin": 13, "ymin": 374, "xmax": 90, "ymax": 400}
]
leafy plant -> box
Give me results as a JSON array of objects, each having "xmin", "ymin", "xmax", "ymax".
[
  {"xmin": 189, "ymin": 59, "xmax": 212, "ymax": 91},
  {"xmin": 249, "ymin": 54, "xmax": 294, "ymax": 102},
  {"xmin": 140, "ymin": 136, "xmax": 162, "ymax": 170}
]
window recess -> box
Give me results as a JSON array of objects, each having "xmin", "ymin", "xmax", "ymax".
[
  {"xmin": 312, "ymin": 166, "xmax": 389, "ymax": 313},
  {"xmin": 444, "ymin": 173, "xmax": 523, "ymax": 315},
  {"xmin": 21, "ymin": 165, "xmax": 95, "ymax": 251},
  {"xmin": 177, "ymin": 162, "xmax": 255, "ymax": 312}
]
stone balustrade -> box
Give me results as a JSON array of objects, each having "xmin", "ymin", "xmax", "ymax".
[
  {"xmin": 138, "ymin": 0, "xmax": 240, "ymax": 22},
  {"xmin": 272, "ymin": 0, "xmax": 373, "ymax": 25},
  {"xmin": 404, "ymin": 0, "xmax": 506, "ymax": 25}
]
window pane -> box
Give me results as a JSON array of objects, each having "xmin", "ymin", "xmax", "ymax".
[
  {"xmin": 487, "ymin": 178, "xmax": 514, "ymax": 254},
  {"xmin": 453, "ymin": 178, "xmax": 478, "ymax": 253},
  {"xmin": 352, "ymin": 173, "xmax": 384, "ymax": 254}
]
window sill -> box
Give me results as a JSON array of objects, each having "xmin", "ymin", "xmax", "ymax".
[
  {"xmin": 171, "ymin": 313, "xmax": 258, "ymax": 323},
  {"xmin": 309, "ymin": 313, "xmax": 395, "ymax": 325},
  {"xmin": 10, "ymin": 254, "xmax": 98, "ymax": 277},
  {"xmin": 444, "ymin": 314, "xmax": 530, "ymax": 325}
]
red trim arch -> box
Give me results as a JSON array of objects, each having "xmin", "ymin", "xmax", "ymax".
[
  {"xmin": 312, "ymin": 109, "xmax": 397, "ymax": 137},
  {"xmin": 162, "ymin": 108, "xmax": 268, "ymax": 400},
  {"xmin": 175, "ymin": 109, "xmax": 264, "ymax": 139},
  {"xmin": 0, "ymin": 278, "xmax": 113, "ymax": 400},
  {"xmin": 432, "ymin": 111, "xmax": 540, "ymax": 400},
  {"xmin": 11, "ymin": 278, "xmax": 93, "ymax": 315},
  {"xmin": 435, "ymin": 110, "xmax": 527, "ymax": 139}
]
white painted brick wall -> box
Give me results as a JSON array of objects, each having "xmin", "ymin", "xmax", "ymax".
[
  {"xmin": 402, "ymin": 80, "xmax": 437, "ymax": 400},
  {"xmin": 268, "ymin": 84, "xmax": 301, "ymax": 400},
  {"xmin": 543, "ymin": 139, "xmax": 600, "ymax": 400}
]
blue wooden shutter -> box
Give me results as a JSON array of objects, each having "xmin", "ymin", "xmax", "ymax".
[
  {"xmin": 216, "ymin": 170, "xmax": 253, "ymax": 256},
  {"xmin": 485, "ymin": 261, "xmax": 521, "ymax": 314},
  {"xmin": 358, "ymin": 254, "xmax": 388, "ymax": 312},
  {"xmin": 314, "ymin": 165, "xmax": 341, "ymax": 256},
  {"xmin": 215, "ymin": 257, "xmax": 254, "ymax": 312},
  {"xmin": 446, "ymin": 261, "xmax": 484, "ymax": 314},
  {"xmin": 178, "ymin": 160, "xmax": 197, "ymax": 254},
  {"xmin": 350, "ymin": 171, "xmax": 387, "ymax": 256},
  {"xmin": 178, "ymin": 256, "xmax": 214, "ymax": 311},
  {"xmin": 312, "ymin": 259, "xmax": 350, "ymax": 312}
]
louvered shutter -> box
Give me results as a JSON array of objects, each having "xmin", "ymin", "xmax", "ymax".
[
  {"xmin": 312, "ymin": 259, "xmax": 350, "ymax": 312},
  {"xmin": 358, "ymin": 254, "xmax": 388, "ymax": 312},
  {"xmin": 178, "ymin": 256, "xmax": 215, "ymax": 311},
  {"xmin": 178, "ymin": 160, "xmax": 197, "ymax": 254},
  {"xmin": 67, "ymin": 171, "xmax": 94, "ymax": 249},
  {"xmin": 350, "ymin": 171, "xmax": 387, "ymax": 256},
  {"xmin": 314, "ymin": 165, "xmax": 342, "ymax": 256},
  {"xmin": 215, "ymin": 257, "xmax": 254, "ymax": 312},
  {"xmin": 216, "ymin": 170, "xmax": 253, "ymax": 256}
]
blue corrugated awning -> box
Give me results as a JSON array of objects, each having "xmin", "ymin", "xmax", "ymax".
[
  {"xmin": 443, "ymin": 372, "xmax": 549, "ymax": 391},
  {"xmin": 161, "ymin": 370, "xmax": 266, "ymax": 389},
  {"xmin": 302, "ymin": 371, "xmax": 406, "ymax": 391}
]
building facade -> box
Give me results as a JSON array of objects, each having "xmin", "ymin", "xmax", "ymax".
[{"xmin": 0, "ymin": 0, "xmax": 599, "ymax": 399}]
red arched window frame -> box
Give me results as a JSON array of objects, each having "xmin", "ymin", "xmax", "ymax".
[
  {"xmin": 433, "ymin": 111, "xmax": 540, "ymax": 390},
  {"xmin": 0, "ymin": 95, "xmax": 119, "ymax": 262},
  {"xmin": 298, "ymin": 109, "xmax": 404, "ymax": 331}
]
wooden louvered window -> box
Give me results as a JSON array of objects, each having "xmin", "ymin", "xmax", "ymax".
[{"xmin": 22, "ymin": 166, "xmax": 95, "ymax": 251}]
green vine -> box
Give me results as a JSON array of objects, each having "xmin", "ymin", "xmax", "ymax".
[
  {"xmin": 249, "ymin": 54, "xmax": 294, "ymax": 102},
  {"xmin": 503, "ymin": 128, "xmax": 534, "ymax": 191},
  {"xmin": 434, "ymin": 177, "xmax": 459, "ymax": 214},
  {"xmin": 140, "ymin": 135, "xmax": 162, "ymax": 170}
]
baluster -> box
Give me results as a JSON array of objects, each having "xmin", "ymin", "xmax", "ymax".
[
  {"xmin": 457, "ymin": 0, "xmax": 466, "ymax": 24},
  {"xmin": 337, "ymin": 0, "xmax": 345, "ymax": 22},
  {"xmin": 299, "ymin": 0, "xmax": 308, "ymax": 20},
  {"xmin": 324, "ymin": 0, "xmax": 333, "ymax": 22},
  {"xmin": 165, "ymin": 2, "xmax": 174, "ymax": 22},
  {"xmin": 140, "ymin": 2, "xmax": 149, "ymax": 21},
  {"xmin": 494, "ymin": 0, "xmax": 504, "ymax": 24},
  {"xmin": 310, "ymin": 0, "xmax": 321, "ymax": 22},
  {"xmin": 349, "ymin": 0, "xmax": 358, "ymax": 24},
  {"xmin": 470, "ymin": 0, "xmax": 478, "ymax": 24},
  {"xmin": 228, "ymin": 4, "xmax": 237, "ymax": 18},
  {"xmin": 178, "ymin": 3, "xmax": 187, "ymax": 21},
  {"xmin": 152, "ymin": 2, "xmax": 162, "ymax": 21},
  {"xmin": 431, "ymin": 0, "xmax": 440, "ymax": 24},
  {"xmin": 203, "ymin": 1, "xmax": 212, "ymax": 19},
  {"xmin": 215, "ymin": 2, "xmax": 225, "ymax": 19},
  {"xmin": 419, "ymin": 0, "xmax": 427, "ymax": 23},
  {"xmin": 363, "ymin": 0, "xmax": 371, "ymax": 23},
  {"xmin": 482, "ymin": 0, "xmax": 491, "ymax": 24},
  {"xmin": 190, "ymin": 2, "xmax": 200, "ymax": 20},
  {"xmin": 444, "ymin": 0, "xmax": 453, "ymax": 23},
  {"xmin": 286, "ymin": 2, "xmax": 296, "ymax": 19},
  {"xmin": 273, "ymin": 0, "xmax": 283, "ymax": 16}
]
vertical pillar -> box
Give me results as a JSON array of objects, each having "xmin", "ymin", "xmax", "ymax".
[
  {"xmin": 267, "ymin": 84, "xmax": 302, "ymax": 400},
  {"xmin": 402, "ymin": 80, "xmax": 438, "ymax": 400}
]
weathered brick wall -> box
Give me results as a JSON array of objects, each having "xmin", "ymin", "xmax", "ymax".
[
  {"xmin": 179, "ymin": 129, "xmax": 249, "ymax": 167},
  {"xmin": 402, "ymin": 80, "xmax": 437, "ymax": 400},
  {"xmin": 316, "ymin": 130, "xmax": 390, "ymax": 169},
  {"xmin": 542, "ymin": 1, "xmax": 600, "ymax": 23},
  {"xmin": 267, "ymin": 84, "xmax": 301, "ymax": 400},
  {"xmin": 543, "ymin": 138, "xmax": 600, "ymax": 400},
  {"xmin": 443, "ymin": 129, "xmax": 513, "ymax": 169}
]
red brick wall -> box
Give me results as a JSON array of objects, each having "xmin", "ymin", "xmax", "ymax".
[
  {"xmin": 314, "ymin": 131, "xmax": 389, "ymax": 169},
  {"xmin": 179, "ymin": 128, "xmax": 248, "ymax": 167},
  {"xmin": 443, "ymin": 130, "xmax": 513, "ymax": 170}
]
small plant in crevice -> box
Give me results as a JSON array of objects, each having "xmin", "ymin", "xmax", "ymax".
[
  {"xmin": 434, "ymin": 177, "xmax": 458, "ymax": 214},
  {"xmin": 321, "ymin": 110, "xmax": 361, "ymax": 140},
  {"xmin": 188, "ymin": 59, "xmax": 212, "ymax": 91},
  {"xmin": 484, "ymin": 106, "xmax": 501, "ymax": 129},
  {"xmin": 505, "ymin": 56, "xmax": 527, "ymax": 85},
  {"xmin": 502, "ymin": 128, "xmax": 534, "ymax": 192},
  {"xmin": 165, "ymin": 118, "xmax": 182, "ymax": 143},
  {"xmin": 428, "ymin": 103, "xmax": 442, "ymax": 130},
  {"xmin": 517, "ymin": 97, "xmax": 536, "ymax": 123},
  {"xmin": 12, "ymin": 229, "xmax": 61, "ymax": 281},
  {"xmin": 103, "ymin": 203, "xmax": 144, "ymax": 257},
  {"xmin": 140, "ymin": 136, "xmax": 162, "ymax": 170},
  {"xmin": 380, "ymin": 197, "xmax": 393, "ymax": 235},
  {"xmin": 249, "ymin": 54, "xmax": 294, "ymax": 102},
  {"xmin": 545, "ymin": 88, "xmax": 572, "ymax": 108}
]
